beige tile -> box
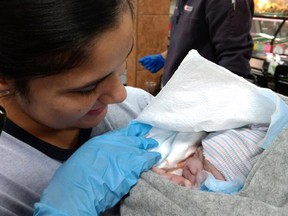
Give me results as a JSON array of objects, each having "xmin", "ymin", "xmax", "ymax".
[
  {"xmin": 137, "ymin": 15, "xmax": 169, "ymax": 50},
  {"xmin": 139, "ymin": 0, "xmax": 170, "ymax": 15},
  {"xmin": 126, "ymin": 0, "xmax": 169, "ymax": 89}
]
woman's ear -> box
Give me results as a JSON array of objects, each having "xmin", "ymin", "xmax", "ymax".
[{"xmin": 0, "ymin": 77, "xmax": 15, "ymax": 98}]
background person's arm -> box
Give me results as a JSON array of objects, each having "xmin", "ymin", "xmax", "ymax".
[
  {"xmin": 138, "ymin": 51, "xmax": 167, "ymax": 73},
  {"xmin": 206, "ymin": 0, "xmax": 254, "ymax": 77}
]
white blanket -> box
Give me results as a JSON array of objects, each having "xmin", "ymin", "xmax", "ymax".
[{"xmin": 135, "ymin": 50, "xmax": 288, "ymax": 172}]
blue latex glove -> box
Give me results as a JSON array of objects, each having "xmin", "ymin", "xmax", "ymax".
[
  {"xmin": 34, "ymin": 123, "xmax": 161, "ymax": 216},
  {"xmin": 138, "ymin": 54, "xmax": 165, "ymax": 73}
]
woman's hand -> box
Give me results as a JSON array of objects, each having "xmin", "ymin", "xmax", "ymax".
[{"xmin": 34, "ymin": 123, "xmax": 161, "ymax": 216}]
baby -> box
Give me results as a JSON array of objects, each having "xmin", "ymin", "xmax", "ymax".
[{"xmin": 152, "ymin": 124, "xmax": 267, "ymax": 190}]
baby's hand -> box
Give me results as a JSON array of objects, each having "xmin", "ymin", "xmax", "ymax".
[
  {"xmin": 182, "ymin": 150, "xmax": 204, "ymax": 186},
  {"xmin": 182, "ymin": 148, "xmax": 226, "ymax": 185},
  {"xmin": 152, "ymin": 167, "xmax": 193, "ymax": 188}
]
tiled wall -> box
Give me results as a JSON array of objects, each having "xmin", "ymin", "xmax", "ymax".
[{"xmin": 126, "ymin": 0, "xmax": 170, "ymax": 92}]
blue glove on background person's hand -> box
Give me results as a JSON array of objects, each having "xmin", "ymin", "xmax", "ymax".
[
  {"xmin": 138, "ymin": 54, "xmax": 165, "ymax": 73},
  {"xmin": 34, "ymin": 123, "xmax": 161, "ymax": 216}
]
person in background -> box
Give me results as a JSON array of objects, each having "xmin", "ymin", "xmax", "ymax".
[
  {"xmin": 0, "ymin": 1, "xmax": 160, "ymax": 215},
  {"xmin": 139, "ymin": 0, "xmax": 254, "ymax": 85}
]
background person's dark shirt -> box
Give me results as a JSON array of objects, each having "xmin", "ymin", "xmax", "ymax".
[{"xmin": 163, "ymin": 0, "xmax": 254, "ymax": 85}]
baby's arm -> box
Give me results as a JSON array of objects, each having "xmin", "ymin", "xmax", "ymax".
[
  {"xmin": 152, "ymin": 147, "xmax": 225, "ymax": 188},
  {"xmin": 151, "ymin": 147, "xmax": 203, "ymax": 188},
  {"xmin": 152, "ymin": 166, "xmax": 193, "ymax": 188}
]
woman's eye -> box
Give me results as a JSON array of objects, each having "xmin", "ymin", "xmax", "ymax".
[{"xmin": 78, "ymin": 87, "xmax": 96, "ymax": 95}]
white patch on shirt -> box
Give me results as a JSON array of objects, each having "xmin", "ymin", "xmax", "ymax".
[{"xmin": 184, "ymin": 5, "xmax": 193, "ymax": 12}]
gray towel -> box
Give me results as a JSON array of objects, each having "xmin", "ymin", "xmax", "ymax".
[{"xmin": 120, "ymin": 95, "xmax": 288, "ymax": 216}]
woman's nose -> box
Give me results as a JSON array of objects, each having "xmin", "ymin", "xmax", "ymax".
[{"xmin": 98, "ymin": 75, "xmax": 127, "ymax": 105}]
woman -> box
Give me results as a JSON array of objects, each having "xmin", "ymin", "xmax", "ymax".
[{"xmin": 0, "ymin": 1, "xmax": 160, "ymax": 215}]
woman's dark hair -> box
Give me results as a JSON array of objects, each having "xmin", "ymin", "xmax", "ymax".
[{"xmin": 0, "ymin": 0, "xmax": 134, "ymax": 95}]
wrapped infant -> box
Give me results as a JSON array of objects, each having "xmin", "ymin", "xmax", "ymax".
[
  {"xmin": 133, "ymin": 50, "xmax": 279, "ymax": 194},
  {"xmin": 149, "ymin": 124, "xmax": 267, "ymax": 192}
]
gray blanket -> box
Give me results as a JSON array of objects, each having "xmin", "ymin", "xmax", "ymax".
[{"xmin": 120, "ymin": 96, "xmax": 288, "ymax": 216}]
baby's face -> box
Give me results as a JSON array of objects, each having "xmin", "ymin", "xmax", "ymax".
[
  {"xmin": 182, "ymin": 148, "xmax": 225, "ymax": 185},
  {"xmin": 203, "ymin": 158, "xmax": 226, "ymax": 180}
]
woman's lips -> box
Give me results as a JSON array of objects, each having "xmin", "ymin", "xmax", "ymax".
[{"xmin": 87, "ymin": 106, "xmax": 106, "ymax": 116}]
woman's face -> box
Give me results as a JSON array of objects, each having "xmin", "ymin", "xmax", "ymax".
[{"xmin": 7, "ymin": 12, "xmax": 134, "ymax": 132}]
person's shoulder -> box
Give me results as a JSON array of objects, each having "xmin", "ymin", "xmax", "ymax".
[
  {"xmin": 125, "ymin": 86, "xmax": 153, "ymax": 106},
  {"xmin": 0, "ymin": 132, "xmax": 61, "ymax": 215}
]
